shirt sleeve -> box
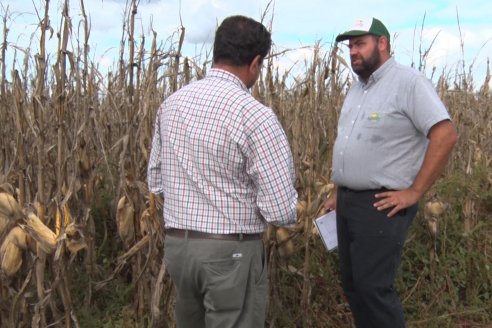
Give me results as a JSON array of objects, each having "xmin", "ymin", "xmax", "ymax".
[
  {"xmin": 246, "ymin": 114, "xmax": 298, "ymax": 227},
  {"xmin": 407, "ymin": 74, "xmax": 451, "ymax": 136},
  {"xmin": 147, "ymin": 110, "xmax": 164, "ymax": 194}
]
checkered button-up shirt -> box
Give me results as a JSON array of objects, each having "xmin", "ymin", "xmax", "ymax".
[{"xmin": 147, "ymin": 68, "xmax": 297, "ymax": 234}]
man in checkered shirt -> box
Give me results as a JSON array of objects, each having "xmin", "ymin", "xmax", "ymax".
[{"xmin": 147, "ymin": 15, "xmax": 297, "ymax": 328}]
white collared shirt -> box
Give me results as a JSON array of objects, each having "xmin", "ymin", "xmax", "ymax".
[
  {"xmin": 147, "ymin": 68, "xmax": 297, "ymax": 233},
  {"xmin": 331, "ymin": 58, "xmax": 451, "ymax": 190}
]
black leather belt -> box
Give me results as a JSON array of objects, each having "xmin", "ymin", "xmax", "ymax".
[
  {"xmin": 165, "ymin": 228, "xmax": 263, "ymax": 241},
  {"xmin": 339, "ymin": 186, "xmax": 390, "ymax": 193}
]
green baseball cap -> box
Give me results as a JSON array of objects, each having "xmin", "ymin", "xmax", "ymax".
[{"xmin": 336, "ymin": 17, "xmax": 390, "ymax": 42}]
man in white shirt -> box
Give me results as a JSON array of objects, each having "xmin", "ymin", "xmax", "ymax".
[
  {"xmin": 325, "ymin": 17, "xmax": 457, "ymax": 327},
  {"xmin": 148, "ymin": 15, "xmax": 297, "ymax": 328}
]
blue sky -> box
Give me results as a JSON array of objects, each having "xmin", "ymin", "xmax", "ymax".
[{"xmin": 2, "ymin": 0, "xmax": 491, "ymax": 88}]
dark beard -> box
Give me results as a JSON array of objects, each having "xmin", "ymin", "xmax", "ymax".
[{"xmin": 351, "ymin": 46, "xmax": 381, "ymax": 81}]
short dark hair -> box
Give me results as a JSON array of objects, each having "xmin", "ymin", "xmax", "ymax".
[{"xmin": 213, "ymin": 15, "xmax": 272, "ymax": 66}]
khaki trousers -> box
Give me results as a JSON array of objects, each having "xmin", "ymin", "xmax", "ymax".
[{"xmin": 164, "ymin": 235, "xmax": 268, "ymax": 328}]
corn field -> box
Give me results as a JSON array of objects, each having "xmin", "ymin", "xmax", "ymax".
[{"xmin": 0, "ymin": 1, "xmax": 491, "ymax": 327}]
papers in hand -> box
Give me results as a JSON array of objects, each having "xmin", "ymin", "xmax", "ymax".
[{"xmin": 314, "ymin": 211, "xmax": 338, "ymax": 251}]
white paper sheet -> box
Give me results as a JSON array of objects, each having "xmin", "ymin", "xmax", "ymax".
[{"xmin": 314, "ymin": 211, "xmax": 338, "ymax": 251}]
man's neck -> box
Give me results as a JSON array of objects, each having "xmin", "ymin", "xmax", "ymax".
[{"xmin": 213, "ymin": 63, "xmax": 249, "ymax": 85}]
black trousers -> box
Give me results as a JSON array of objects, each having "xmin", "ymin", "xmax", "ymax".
[{"xmin": 336, "ymin": 187, "xmax": 418, "ymax": 328}]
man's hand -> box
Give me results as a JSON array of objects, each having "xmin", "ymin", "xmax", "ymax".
[
  {"xmin": 374, "ymin": 188, "xmax": 421, "ymax": 217},
  {"xmin": 323, "ymin": 188, "xmax": 337, "ymax": 212}
]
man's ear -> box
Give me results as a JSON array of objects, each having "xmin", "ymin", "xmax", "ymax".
[
  {"xmin": 379, "ymin": 36, "xmax": 389, "ymax": 52},
  {"xmin": 249, "ymin": 55, "xmax": 262, "ymax": 73}
]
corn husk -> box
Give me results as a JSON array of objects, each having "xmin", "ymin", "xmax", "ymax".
[
  {"xmin": 139, "ymin": 208, "xmax": 152, "ymax": 236},
  {"xmin": 22, "ymin": 212, "xmax": 57, "ymax": 254},
  {"xmin": 0, "ymin": 215, "xmax": 8, "ymax": 235},
  {"xmin": 276, "ymin": 227, "xmax": 294, "ymax": 258},
  {"xmin": 78, "ymin": 147, "xmax": 91, "ymax": 174},
  {"xmin": 0, "ymin": 241, "xmax": 23, "ymax": 276},
  {"xmin": 65, "ymin": 222, "xmax": 87, "ymax": 254},
  {"xmin": 0, "ymin": 192, "xmax": 23, "ymax": 236},
  {"xmin": 7, "ymin": 226, "xmax": 28, "ymax": 250},
  {"xmin": 311, "ymin": 222, "xmax": 320, "ymax": 237},
  {"xmin": 296, "ymin": 200, "xmax": 307, "ymax": 218},
  {"xmin": 116, "ymin": 196, "xmax": 135, "ymax": 247},
  {"xmin": 0, "ymin": 183, "xmax": 16, "ymax": 195},
  {"xmin": 318, "ymin": 183, "xmax": 334, "ymax": 195},
  {"xmin": 0, "ymin": 227, "xmax": 27, "ymax": 276},
  {"xmin": 424, "ymin": 201, "xmax": 447, "ymax": 217},
  {"xmin": 423, "ymin": 201, "xmax": 446, "ymax": 238},
  {"xmin": 426, "ymin": 216, "xmax": 438, "ymax": 237},
  {"xmin": 140, "ymin": 207, "xmax": 163, "ymax": 236},
  {"xmin": 55, "ymin": 204, "xmax": 72, "ymax": 237},
  {"xmin": 0, "ymin": 192, "xmax": 23, "ymax": 221}
]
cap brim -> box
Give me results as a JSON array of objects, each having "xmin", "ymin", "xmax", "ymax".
[{"xmin": 335, "ymin": 30, "xmax": 371, "ymax": 42}]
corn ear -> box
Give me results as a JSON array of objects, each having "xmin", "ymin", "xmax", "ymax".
[
  {"xmin": 8, "ymin": 226, "xmax": 28, "ymax": 250},
  {"xmin": 65, "ymin": 222, "xmax": 87, "ymax": 254},
  {"xmin": 63, "ymin": 204, "xmax": 71, "ymax": 226},
  {"xmin": 426, "ymin": 216, "xmax": 438, "ymax": 237},
  {"xmin": 55, "ymin": 204, "xmax": 72, "ymax": 237},
  {"xmin": 296, "ymin": 200, "xmax": 307, "ymax": 218},
  {"xmin": 423, "ymin": 201, "xmax": 446, "ymax": 238},
  {"xmin": 318, "ymin": 183, "xmax": 334, "ymax": 195},
  {"xmin": 0, "ymin": 227, "xmax": 26, "ymax": 276},
  {"xmin": 78, "ymin": 147, "xmax": 91, "ymax": 174},
  {"xmin": 0, "ymin": 215, "xmax": 8, "ymax": 235},
  {"xmin": 139, "ymin": 208, "xmax": 152, "ymax": 236},
  {"xmin": 55, "ymin": 207, "xmax": 62, "ymax": 237},
  {"xmin": 424, "ymin": 201, "xmax": 447, "ymax": 217},
  {"xmin": 140, "ymin": 207, "xmax": 163, "ymax": 236},
  {"xmin": 23, "ymin": 212, "xmax": 57, "ymax": 254},
  {"xmin": 116, "ymin": 196, "xmax": 135, "ymax": 247},
  {"xmin": 0, "ymin": 183, "xmax": 15, "ymax": 194},
  {"xmin": 0, "ymin": 192, "xmax": 23, "ymax": 221},
  {"xmin": 276, "ymin": 227, "xmax": 295, "ymax": 258}
]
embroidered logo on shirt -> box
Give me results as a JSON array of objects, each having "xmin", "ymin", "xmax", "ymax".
[
  {"xmin": 232, "ymin": 253, "xmax": 243, "ymax": 259},
  {"xmin": 369, "ymin": 112, "xmax": 380, "ymax": 123}
]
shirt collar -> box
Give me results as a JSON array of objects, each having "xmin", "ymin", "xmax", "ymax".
[{"xmin": 208, "ymin": 68, "xmax": 249, "ymax": 92}]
